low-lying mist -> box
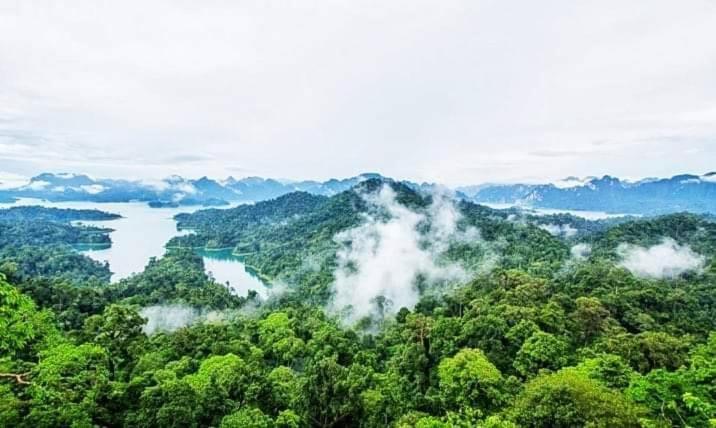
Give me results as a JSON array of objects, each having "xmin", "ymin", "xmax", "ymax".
[
  {"xmin": 539, "ymin": 223, "xmax": 578, "ymax": 238},
  {"xmin": 140, "ymin": 305, "xmax": 215, "ymax": 334},
  {"xmin": 329, "ymin": 185, "xmax": 479, "ymax": 325},
  {"xmin": 617, "ymin": 238, "xmax": 705, "ymax": 279}
]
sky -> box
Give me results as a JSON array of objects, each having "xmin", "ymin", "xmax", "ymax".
[{"xmin": 1, "ymin": 1, "xmax": 715, "ymax": 186}]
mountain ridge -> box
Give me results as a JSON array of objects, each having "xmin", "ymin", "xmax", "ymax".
[
  {"xmin": 1, "ymin": 171, "xmax": 715, "ymax": 215},
  {"xmin": 467, "ymin": 173, "xmax": 716, "ymax": 215}
]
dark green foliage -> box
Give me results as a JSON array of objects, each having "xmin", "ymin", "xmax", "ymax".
[
  {"xmin": 0, "ymin": 205, "xmax": 116, "ymax": 282},
  {"xmin": 0, "ymin": 205, "xmax": 121, "ymax": 222},
  {"xmin": 0, "ymin": 220, "xmax": 111, "ymax": 248},
  {"xmin": 116, "ymin": 249, "xmax": 247, "ymax": 309},
  {"xmin": 0, "ymin": 245, "xmax": 111, "ymax": 282}
]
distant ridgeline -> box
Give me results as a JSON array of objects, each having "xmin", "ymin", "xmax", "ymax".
[
  {"xmin": 2, "ymin": 171, "xmax": 715, "ymax": 214},
  {"xmin": 463, "ymin": 173, "xmax": 716, "ymax": 215},
  {"xmin": 0, "ymin": 172, "xmax": 404, "ymax": 208}
]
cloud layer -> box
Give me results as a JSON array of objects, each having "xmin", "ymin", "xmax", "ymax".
[{"xmin": 617, "ymin": 238, "xmax": 705, "ymax": 279}]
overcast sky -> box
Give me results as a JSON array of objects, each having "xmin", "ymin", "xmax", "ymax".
[{"xmin": 1, "ymin": 1, "xmax": 715, "ymax": 185}]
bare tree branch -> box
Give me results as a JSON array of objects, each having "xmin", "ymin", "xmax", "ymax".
[{"xmin": 0, "ymin": 372, "xmax": 31, "ymax": 385}]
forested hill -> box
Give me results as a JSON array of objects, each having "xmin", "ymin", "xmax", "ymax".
[
  {"xmin": 169, "ymin": 179, "xmax": 583, "ymax": 301},
  {"xmin": 0, "ymin": 206, "xmax": 117, "ymax": 282},
  {"xmin": 2, "ymin": 179, "xmax": 716, "ymax": 426},
  {"xmin": 173, "ymin": 191, "xmax": 330, "ymax": 248},
  {"xmin": 0, "ymin": 205, "xmax": 121, "ymax": 223}
]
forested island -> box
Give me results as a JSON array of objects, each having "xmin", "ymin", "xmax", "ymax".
[{"xmin": 2, "ymin": 179, "xmax": 715, "ymax": 427}]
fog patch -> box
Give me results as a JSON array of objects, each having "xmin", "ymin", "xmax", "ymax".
[
  {"xmin": 330, "ymin": 185, "xmax": 472, "ymax": 325},
  {"xmin": 539, "ymin": 223, "xmax": 577, "ymax": 238},
  {"xmin": 140, "ymin": 305, "xmax": 225, "ymax": 334},
  {"xmin": 25, "ymin": 180, "xmax": 50, "ymax": 190},
  {"xmin": 80, "ymin": 184, "xmax": 106, "ymax": 194},
  {"xmin": 570, "ymin": 243, "xmax": 592, "ymax": 261},
  {"xmin": 617, "ymin": 238, "xmax": 705, "ymax": 279}
]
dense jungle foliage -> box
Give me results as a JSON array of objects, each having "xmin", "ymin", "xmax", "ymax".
[
  {"xmin": 1, "ymin": 181, "xmax": 715, "ymax": 427},
  {"xmin": 0, "ymin": 206, "xmax": 116, "ymax": 283}
]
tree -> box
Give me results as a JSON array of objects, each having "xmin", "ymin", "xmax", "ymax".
[
  {"xmin": 627, "ymin": 333, "xmax": 716, "ymax": 427},
  {"xmin": 573, "ymin": 354, "xmax": 635, "ymax": 390},
  {"xmin": 437, "ymin": 348, "xmax": 504, "ymax": 412},
  {"xmin": 513, "ymin": 331, "xmax": 569, "ymax": 377},
  {"xmin": 220, "ymin": 407, "xmax": 273, "ymax": 428},
  {"xmin": 571, "ymin": 297, "xmax": 610, "ymax": 344},
  {"xmin": 258, "ymin": 312, "xmax": 306, "ymax": 366},
  {"xmin": 267, "ymin": 365, "xmax": 301, "ymax": 412},
  {"xmin": 0, "ymin": 273, "xmax": 56, "ymax": 358},
  {"xmin": 27, "ymin": 343, "xmax": 112, "ymax": 427},
  {"xmin": 130, "ymin": 376, "xmax": 200, "ymax": 428},
  {"xmin": 300, "ymin": 357, "xmax": 354, "ymax": 427},
  {"xmin": 509, "ymin": 369, "xmax": 642, "ymax": 427},
  {"xmin": 82, "ymin": 304, "xmax": 146, "ymax": 377}
]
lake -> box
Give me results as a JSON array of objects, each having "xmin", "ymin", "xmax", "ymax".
[
  {"xmin": 0, "ymin": 198, "xmax": 269, "ymax": 296},
  {"xmin": 478, "ymin": 202, "xmax": 638, "ymax": 220}
]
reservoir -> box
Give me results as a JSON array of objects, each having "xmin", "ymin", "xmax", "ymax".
[{"xmin": 0, "ymin": 198, "xmax": 269, "ymax": 296}]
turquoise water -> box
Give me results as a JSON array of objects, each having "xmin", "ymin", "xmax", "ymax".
[
  {"xmin": 0, "ymin": 198, "xmax": 268, "ymax": 296},
  {"xmin": 199, "ymin": 249, "xmax": 269, "ymax": 298}
]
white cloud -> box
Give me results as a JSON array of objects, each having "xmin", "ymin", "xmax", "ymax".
[
  {"xmin": 175, "ymin": 182, "xmax": 197, "ymax": 194},
  {"xmin": 140, "ymin": 178, "xmax": 170, "ymax": 191},
  {"xmin": 0, "ymin": 171, "xmax": 28, "ymax": 190},
  {"xmin": 80, "ymin": 184, "xmax": 106, "ymax": 194},
  {"xmin": 539, "ymin": 223, "xmax": 578, "ymax": 238},
  {"xmin": 552, "ymin": 176, "xmax": 596, "ymax": 189},
  {"xmin": 570, "ymin": 243, "xmax": 592, "ymax": 261},
  {"xmin": 700, "ymin": 173, "xmax": 716, "ymax": 183},
  {"xmin": 24, "ymin": 180, "xmax": 50, "ymax": 191},
  {"xmin": 617, "ymin": 238, "xmax": 705, "ymax": 279},
  {"xmin": 55, "ymin": 172, "xmax": 81, "ymax": 179},
  {"xmin": 140, "ymin": 304, "xmax": 225, "ymax": 334},
  {"xmin": 329, "ymin": 185, "xmax": 469, "ymax": 324}
]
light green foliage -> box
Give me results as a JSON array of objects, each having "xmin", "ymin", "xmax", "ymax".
[
  {"xmin": 513, "ymin": 331, "xmax": 570, "ymax": 377},
  {"xmin": 267, "ymin": 365, "xmax": 301, "ymax": 411},
  {"xmin": 133, "ymin": 377, "xmax": 200, "ymax": 428},
  {"xmin": 438, "ymin": 348, "xmax": 504, "ymax": 411},
  {"xmin": 573, "ymin": 354, "xmax": 636, "ymax": 390},
  {"xmin": 275, "ymin": 409, "xmax": 302, "ymax": 427},
  {"xmin": 185, "ymin": 354, "xmax": 247, "ymax": 395},
  {"xmin": 220, "ymin": 407, "xmax": 273, "ymax": 428},
  {"xmin": 627, "ymin": 333, "xmax": 716, "ymax": 427},
  {"xmin": 0, "ymin": 274, "xmax": 44, "ymax": 355},
  {"xmin": 28, "ymin": 343, "xmax": 111, "ymax": 427},
  {"xmin": 0, "ymin": 384, "xmax": 22, "ymax": 426},
  {"xmin": 258, "ymin": 312, "xmax": 306, "ymax": 365},
  {"xmin": 509, "ymin": 368, "xmax": 643, "ymax": 427}
]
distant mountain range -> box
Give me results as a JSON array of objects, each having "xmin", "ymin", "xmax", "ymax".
[
  {"xmin": 0, "ymin": 172, "xmax": 413, "ymax": 207},
  {"xmin": 461, "ymin": 173, "xmax": 716, "ymax": 215},
  {"xmin": 1, "ymin": 171, "xmax": 715, "ymax": 215}
]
